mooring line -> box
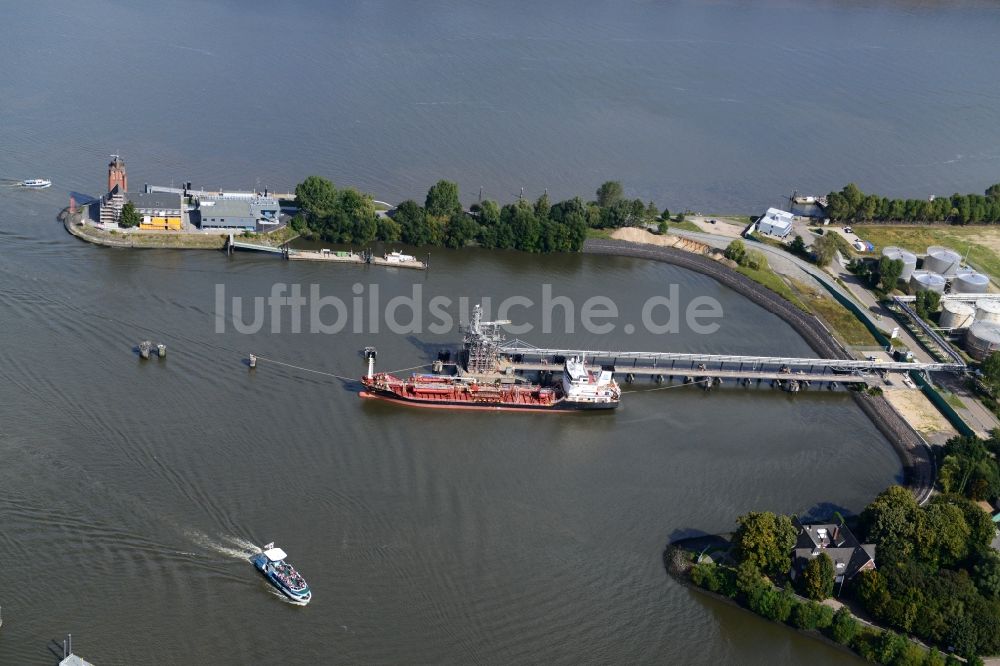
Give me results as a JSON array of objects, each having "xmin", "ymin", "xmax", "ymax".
[
  {"xmin": 249, "ymin": 354, "xmax": 357, "ymax": 382},
  {"xmin": 621, "ymin": 378, "xmax": 711, "ymax": 394}
]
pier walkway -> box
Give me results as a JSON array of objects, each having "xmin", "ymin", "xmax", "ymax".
[{"xmin": 226, "ymin": 233, "xmax": 286, "ymax": 255}]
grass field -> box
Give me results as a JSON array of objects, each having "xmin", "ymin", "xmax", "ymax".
[
  {"xmin": 789, "ymin": 279, "xmax": 880, "ymax": 347},
  {"xmin": 735, "ymin": 265, "xmax": 806, "ymax": 311},
  {"xmin": 854, "ymin": 224, "xmax": 1000, "ymax": 280},
  {"xmin": 671, "ymin": 220, "xmax": 703, "ymax": 233}
]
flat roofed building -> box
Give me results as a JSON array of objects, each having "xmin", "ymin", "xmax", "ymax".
[
  {"xmin": 126, "ymin": 191, "xmax": 183, "ymax": 230},
  {"xmin": 757, "ymin": 207, "xmax": 794, "ymax": 238},
  {"xmin": 194, "ymin": 195, "xmax": 280, "ymax": 230}
]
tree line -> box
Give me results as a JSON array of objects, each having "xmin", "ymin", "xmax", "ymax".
[
  {"xmin": 291, "ymin": 177, "xmax": 669, "ymax": 252},
  {"xmin": 826, "ymin": 182, "xmax": 1000, "ymax": 225},
  {"xmin": 855, "ymin": 484, "xmax": 1000, "ymax": 661}
]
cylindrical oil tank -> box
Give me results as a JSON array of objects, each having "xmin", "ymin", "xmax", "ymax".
[
  {"xmin": 939, "ymin": 300, "xmax": 975, "ymax": 329},
  {"xmin": 974, "ymin": 298, "xmax": 1000, "ymax": 325},
  {"xmin": 966, "ymin": 322, "xmax": 1000, "ymax": 361},
  {"xmin": 924, "ymin": 246, "xmax": 962, "ymax": 276},
  {"xmin": 952, "ymin": 270, "xmax": 990, "ymax": 294},
  {"xmin": 881, "ymin": 246, "xmax": 917, "ymax": 281},
  {"xmin": 909, "ymin": 270, "xmax": 946, "ymax": 293}
]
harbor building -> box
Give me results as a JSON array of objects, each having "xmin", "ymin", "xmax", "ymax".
[
  {"xmin": 755, "ymin": 208, "xmax": 793, "ymax": 238},
  {"xmin": 126, "ymin": 191, "xmax": 183, "ymax": 230},
  {"xmin": 193, "ymin": 194, "xmax": 281, "ymax": 231}
]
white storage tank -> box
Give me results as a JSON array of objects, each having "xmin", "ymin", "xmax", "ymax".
[
  {"xmin": 909, "ymin": 270, "xmax": 946, "ymax": 294},
  {"xmin": 966, "ymin": 322, "xmax": 1000, "ymax": 361},
  {"xmin": 924, "ymin": 245, "xmax": 962, "ymax": 277},
  {"xmin": 974, "ymin": 298, "xmax": 1000, "ymax": 325},
  {"xmin": 952, "ymin": 270, "xmax": 990, "ymax": 294},
  {"xmin": 881, "ymin": 246, "xmax": 918, "ymax": 282},
  {"xmin": 939, "ymin": 300, "xmax": 975, "ymax": 329}
]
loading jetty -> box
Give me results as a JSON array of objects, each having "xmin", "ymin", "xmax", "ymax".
[
  {"xmin": 498, "ymin": 344, "xmax": 961, "ymax": 391},
  {"xmin": 581, "ymin": 238, "xmax": 939, "ymax": 503}
]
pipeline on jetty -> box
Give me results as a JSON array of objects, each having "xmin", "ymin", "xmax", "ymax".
[{"xmin": 583, "ymin": 238, "xmax": 936, "ymax": 503}]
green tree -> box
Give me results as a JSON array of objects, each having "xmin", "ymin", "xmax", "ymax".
[
  {"xmin": 790, "ymin": 599, "xmax": 825, "ymax": 629},
  {"xmin": 444, "ymin": 212, "xmax": 479, "ymax": 248},
  {"xmin": 842, "ymin": 183, "xmax": 864, "ymax": 216},
  {"xmin": 745, "ymin": 250, "xmax": 767, "ymax": 271},
  {"xmin": 294, "ymin": 175, "xmax": 338, "ymax": 218},
  {"xmin": 735, "ymin": 560, "xmax": 766, "ymax": 597},
  {"xmin": 828, "ymin": 606, "xmax": 859, "ymax": 645},
  {"xmin": 812, "ymin": 234, "xmax": 840, "ymax": 266},
  {"xmin": 724, "ymin": 239, "xmax": 747, "ymax": 266},
  {"xmin": 645, "ymin": 200, "xmax": 660, "ymax": 223},
  {"xmin": 425, "ymin": 180, "xmax": 462, "ymax": 218},
  {"xmin": 657, "ymin": 219, "xmax": 669, "ymax": 235},
  {"xmin": 394, "ymin": 200, "xmax": 433, "ymax": 246},
  {"xmin": 914, "ymin": 290, "xmax": 942, "ymax": 319},
  {"xmin": 801, "ymin": 552, "xmax": 836, "ymax": 600},
  {"xmin": 119, "ymin": 201, "xmax": 140, "ymax": 228},
  {"xmin": 879, "ymin": 257, "xmax": 905, "ymax": 292},
  {"xmin": 789, "ymin": 235, "xmax": 807, "ymax": 255},
  {"xmin": 337, "ymin": 188, "xmax": 378, "ymax": 243},
  {"xmin": 732, "ymin": 511, "xmax": 797, "ymax": 576},
  {"xmin": 377, "ymin": 216, "xmax": 402, "ymax": 242},
  {"xmin": 534, "ymin": 192, "xmax": 550, "ymax": 220},
  {"xmin": 923, "ymin": 649, "xmax": 947, "ymax": 666},
  {"xmin": 595, "ymin": 180, "xmax": 624, "ymax": 208},
  {"xmin": 973, "ymin": 551, "xmax": 1000, "ymax": 600},
  {"xmin": 981, "ymin": 352, "xmax": 1000, "ymax": 390},
  {"xmin": 661, "ymin": 206, "xmax": 671, "ymax": 220},
  {"xmin": 690, "ymin": 562, "xmax": 725, "ymax": 593},
  {"xmin": 918, "ymin": 501, "xmax": 970, "ymax": 567},
  {"xmin": 861, "ymin": 485, "xmax": 921, "ymax": 565}
]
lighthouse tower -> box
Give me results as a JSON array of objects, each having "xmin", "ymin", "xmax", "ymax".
[{"xmin": 107, "ymin": 154, "xmax": 127, "ymax": 194}]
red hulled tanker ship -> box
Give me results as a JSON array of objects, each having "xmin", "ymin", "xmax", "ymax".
[{"xmin": 359, "ymin": 305, "xmax": 620, "ymax": 412}]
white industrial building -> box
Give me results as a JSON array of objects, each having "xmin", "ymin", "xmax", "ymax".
[{"xmin": 756, "ymin": 208, "xmax": 794, "ymax": 238}]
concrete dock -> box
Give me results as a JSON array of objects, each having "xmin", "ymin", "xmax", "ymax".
[{"xmin": 287, "ymin": 249, "xmax": 365, "ymax": 264}]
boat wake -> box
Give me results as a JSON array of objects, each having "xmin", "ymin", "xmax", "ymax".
[{"xmin": 185, "ymin": 529, "xmax": 260, "ymax": 561}]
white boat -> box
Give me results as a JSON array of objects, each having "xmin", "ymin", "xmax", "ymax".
[
  {"xmin": 20, "ymin": 179, "xmax": 52, "ymax": 189},
  {"xmin": 384, "ymin": 250, "xmax": 417, "ymax": 264}
]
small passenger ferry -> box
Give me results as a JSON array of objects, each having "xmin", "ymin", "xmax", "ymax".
[
  {"xmin": 20, "ymin": 179, "xmax": 52, "ymax": 189},
  {"xmin": 250, "ymin": 543, "xmax": 312, "ymax": 604}
]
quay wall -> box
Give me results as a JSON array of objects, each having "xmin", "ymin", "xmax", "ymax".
[
  {"xmin": 583, "ymin": 238, "xmax": 935, "ymax": 502},
  {"xmin": 61, "ymin": 206, "xmax": 230, "ymax": 250}
]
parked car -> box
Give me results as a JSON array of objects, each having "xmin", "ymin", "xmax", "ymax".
[{"xmin": 843, "ymin": 226, "xmax": 854, "ymax": 234}]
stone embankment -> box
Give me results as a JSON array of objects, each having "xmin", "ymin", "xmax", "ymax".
[{"xmin": 584, "ymin": 238, "xmax": 935, "ymax": 503}]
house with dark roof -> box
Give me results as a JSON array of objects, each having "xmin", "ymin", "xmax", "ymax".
[{"xmin": 789, "ymin": 517, "xmax": 875, "ymax": 593}]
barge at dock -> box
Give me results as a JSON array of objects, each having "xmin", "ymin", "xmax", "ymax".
[{"xmin": 359, "ymin": 306, "xmax": 620, "ymax": 412}]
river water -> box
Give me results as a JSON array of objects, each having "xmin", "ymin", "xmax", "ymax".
[{"xmin": 3, "ymin": 0, "xmax": 996, "ymax": 664}]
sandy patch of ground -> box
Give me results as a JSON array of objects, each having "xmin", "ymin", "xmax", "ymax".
[
  {"xmin": 609, "ymin": 227, "xmax": 711, "ymax": 253},
  {"xmin": 883, "ymin": 387, "xmax": 959, "ymax": 443},
  {"xmin": 964, "ymin": 231, "xmax": 1000, "ymax": 256},
  {"xmin": 687, "ymin": 216, "xmax": 746, "ymax": 238}
]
